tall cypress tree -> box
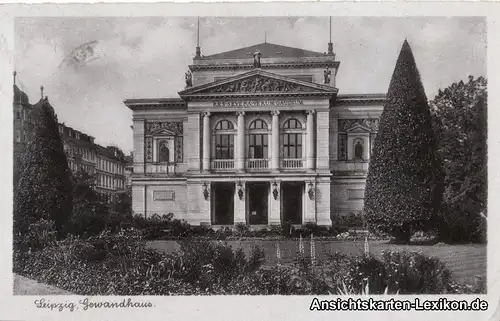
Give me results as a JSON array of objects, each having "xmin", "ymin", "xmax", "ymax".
[
  {"xmin": 13, "ymin": 98, "xmax": 73, "ymax": 238},
  {"xmin": 364, "ymin": 40, "xmax": 443, "ymax": 243}
]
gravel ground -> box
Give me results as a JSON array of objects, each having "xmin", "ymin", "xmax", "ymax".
[{"xmin": 13, "ymin": 274, "xmax": 73, "ymax": 295}]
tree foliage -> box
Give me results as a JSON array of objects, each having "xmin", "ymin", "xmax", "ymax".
[
  {"xmin": 14, "ymin": 99, "xmax": 73, "ymax": 238},
  {"xmin": 430, "ymin": 76, "xmax": 487, "ymax": 243},
  {"xmin": 67, "ymin": 169, "xmax": 110, "ymax": 237},
  {"xmin": 364, "ymin": 40, "xmax": 444, "ymax": 243}
]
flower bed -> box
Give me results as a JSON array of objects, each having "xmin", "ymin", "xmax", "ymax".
[{"xmin": 13, "ymin": 228, "xmax": 483, "ymax": 295}]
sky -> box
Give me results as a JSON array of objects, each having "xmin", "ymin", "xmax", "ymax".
[{"xmin": 14, "ymin": 17, "xmax": 486, "ymax": 153}]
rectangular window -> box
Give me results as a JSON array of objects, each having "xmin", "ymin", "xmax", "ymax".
[
  {"xmin": 215, "ymin": 134, "xmax": 234, "ymax": 159},
  {"xmin": 15, "ymin": 130, "xmax": 21, "ymax": 142},
  {"xmin": 283, "ymin": 133, "xmax": 302, "ymax": 158},
  {"xmin": 248, "ymin": 134, "xmax": 268, "ymax": 159},
  {"xmin": 16, "ymin": 112, "xmax": 21, "ymax": 120}
]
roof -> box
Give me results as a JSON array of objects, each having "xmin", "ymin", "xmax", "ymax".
[
  {"xmin": 14, "ymin": 85, "xmax": 30, "ymax": 105},
  {"xmin": 202, "ymin": 42, "xmax": 327, "ymax": 60}
]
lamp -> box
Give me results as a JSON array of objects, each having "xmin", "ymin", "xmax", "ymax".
[
  {"xmin": 308, "ymin": 181, "xmax": 315, "ymax": 200},
  {"xmin": 237, "ymin": 181, "xmax": 244, "ymax": 200},
  {"xmin": 272, "ymin": 181, "xmax": 279, "ymax": 200},
  {"xmin": 202, "ymin": 182, "xmax": 210, "ymax": 201}
]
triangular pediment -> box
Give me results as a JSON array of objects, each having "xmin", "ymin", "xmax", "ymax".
[
  {"xmin": 178, "ymin": 69, "xmax": 337, "ymax": 99},
  {"xmin": 346, "ymin": 123, "xmax": 372, "ymax": 133}
]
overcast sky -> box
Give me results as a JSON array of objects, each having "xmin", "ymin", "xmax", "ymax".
[{"xmin": 14, "ymin": 17, "xmax": 486, "ymax": 153}]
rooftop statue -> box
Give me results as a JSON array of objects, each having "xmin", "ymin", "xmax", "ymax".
[
  {"xmin": 324, "ymin": 66, "xmax": 331, "ymax": 85},
  {"xmin": 253, "ymin": 50, "xmax": 262, "ymax": 68},
  {"xmin": 185, "ymin": 70, "xmax": 193, "ymax": 88}
]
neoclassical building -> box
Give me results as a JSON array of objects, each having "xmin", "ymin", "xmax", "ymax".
[{"xmin": 125, "ymin": 40, "xmax": 385, "ymax": 226}]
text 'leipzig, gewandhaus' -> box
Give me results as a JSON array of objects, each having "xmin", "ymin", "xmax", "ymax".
[{"xmin": 124, "ymin": 37, "xmax": 386, "ymax": 227}]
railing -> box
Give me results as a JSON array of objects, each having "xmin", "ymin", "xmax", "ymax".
[
  {"xmin": 281, "ymin": 158, "xmax": 304, "ymax": 169},
  {"xmin": 145, "ymin": 163, "xmax": 175, "ymax": 175},
  {"xmin": 246, "ymin": 158, "xmax": 269, "ymax": 170},
  {"xmin": 211, "ymin": 159, "xmax": 235, "ymax": 171}
]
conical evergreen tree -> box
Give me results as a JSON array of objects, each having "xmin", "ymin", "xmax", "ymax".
[
  {"xmin": 364, "ymin": 40, "xmax": 443, "ymax": 243},
  {"xmin": 13, "ymin": 98, "xmax": 73, "ymax": 238}
]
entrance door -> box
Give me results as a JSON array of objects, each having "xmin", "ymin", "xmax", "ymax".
[
  {"xmin": 281, "ymin": 182, "xmax": 303, "ymax": 224},
  {"xmin": 248, "ymin": 183, "xmax": 269, "ymax": 225},
  {"xmin": 212, "ymin": 183, "xmax": 234, "ymax": 225}
]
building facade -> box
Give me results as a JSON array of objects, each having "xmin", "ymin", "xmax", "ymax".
[
  {"xmin": 125, "ymin": 42, "xmax": 385, "ymax": 226},
  {"xmin": 13, "ymin": 79, "xmax": 128, "ymax": 203}
]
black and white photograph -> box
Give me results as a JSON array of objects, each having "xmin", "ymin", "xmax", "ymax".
[{"xmin": 2, "ymin": 6, "xmax": 497, "ymax": 320}]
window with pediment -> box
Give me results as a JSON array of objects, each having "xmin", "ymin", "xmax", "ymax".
[
  {"xmin": 248, "ymin": 119, "xmax": 269, "ymax": 159},
  {"xmin": 214, "ymin": 119, "xmax": 235, "ymax": 159},
  {"xmin": 281, "ymin": 118, "xmax": 304, "ymax": 159}
]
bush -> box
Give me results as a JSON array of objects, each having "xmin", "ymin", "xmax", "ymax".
[
  {"xmin": 171, "ymin": 238, "xmax": 266, "ymax": 290},
  {"xmin": 364, "ymin": 40, "xmax": 443, "ymax": 243},
  {"xmin": 14, "ymin": 98, "xmax": 73, "ymax": 238},
  {"xmin": 381, "ymin": 250, "xmax": 453, "ymax": 294},
  {"xmin": 14, "ymin": 219, "xmax": 57, "ymax": 252},
  {"xmin": 234, "ymin": 223, "xmax": 250, "ymax": 237}
]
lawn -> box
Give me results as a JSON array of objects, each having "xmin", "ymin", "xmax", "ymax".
[{"xmin": 147, "ymin": 239, "xmax": 486, "ymax": 286}]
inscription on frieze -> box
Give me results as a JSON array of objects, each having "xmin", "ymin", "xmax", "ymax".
[
  {"xmin": 338, "ymin": 119, "xmax": 379, "ymax": 132},
  {"xmin": 213, "ymin": 99, "xmax": 304, "ymax": 108},
  {"xmin": 209, "ymin": 75, "xmax": 312, "ymax": 93}
]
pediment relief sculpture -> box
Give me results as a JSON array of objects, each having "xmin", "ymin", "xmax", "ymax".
[
  {"xmin": 146, "ymin": 122, "xmax": 183, "ymax": 135},
  {"xmin": 207, "ymin": 76, "xmax": 314, "ymax": 94},
  {"xmin": 339, "ymin": 119, "xmax": 379, "ymax": 132}
]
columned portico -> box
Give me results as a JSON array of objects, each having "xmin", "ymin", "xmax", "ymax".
[
  {"xmin": 202, "ymin": 112, "xmax": 211, "ymax": 172},
  {"xmin": 234, "ymin": 180, "xmax": 246, "ymax": 223},
  {"xmin": 271, "ymin": 111, "xmax": 280, "ymax": 172},
  {"xmin": 236, "ymin": 111, "xmax": 245, "ymax": 172},
  {"xmin": 306, "ymin": 109, "xmax": 316, "ymax": 171},
  {"xmin": 269, "ymin": 180, "xmax": 281, "ymax": 225}
]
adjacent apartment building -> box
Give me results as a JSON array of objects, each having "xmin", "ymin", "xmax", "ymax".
[
  {"xmin": 13, "ymin": 74, "xmax": 127, "ymax": 203},
  {"xmin": 124, "ymin": 40, "xmax": 386, "ymax": 226}
]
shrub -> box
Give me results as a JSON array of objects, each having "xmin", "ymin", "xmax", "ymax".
[
  {"xmin": 234, "ymin": 222, "xmax": 250, "ymax": 237},
  {"xmin": 14, "ymin": 219, "xmax": 57, "ymax": 252},
  {"xmin": 364, "ymin": 40, "xmax": 443, "ymax": 243},
  {"xmin": 381, "ymin": 250, "xmax": 453, "ymax": 294},
  {"xmin": 14, "ymin": 98, "xmax": 73, "ymax": 238}
]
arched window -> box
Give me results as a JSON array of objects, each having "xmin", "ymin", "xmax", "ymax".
[
  {"xmin": 354, "ymin": 139, "xmax": 363, "ymax": 160},
  {"xmin": 248, "ymin": 119, "xmax": 269, "ymax": 159},
  {"xmin": 282, "ymin": 118, "xmax": 303, "ymax": 159},
  {"xmin": 214, "ymin": 119, "xmax": 235, "ymax": 159},
  {"xmin": 283, "ymin": 118, "xmax": 301, "ymax": 129},
  {"xmin": 215, "ymin": 119, "xmax": 234, "ymax": 130},
  {"xmin": 249, "ymin": 119, "xmax": 268, "ymax": 130},
  {"xmin": 158, "ymin": 140, "xmax": 170, "ymax": 163}
]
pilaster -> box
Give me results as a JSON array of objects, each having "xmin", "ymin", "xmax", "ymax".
[
  {"xmin": 234, "ymin": 180, "xmax": 246, "ymax": 224},
  {"xmin": 269, "ymin": 180, "xmax": 281, "ymax": 225}
]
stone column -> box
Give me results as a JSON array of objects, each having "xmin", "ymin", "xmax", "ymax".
[
  {"xmin": 269, "ymin": 180, "xmax": 281, "ymax": 225},
  {"xmin": 306, "ymin": 110, "xmax": 316, "ymax": 170},
  {"xmin": 236, "ymin": 111, "xmax": 245, "ymax": 171},
  {"xmin": 202, "ymin": 112, "xmax": 211, "ymax": 172},
  {"xmin": 271, "ymin": 110, "xmax": 280, "ymax": 171},
  {"xmin": 234, "ymin": 180, "xmax": 246, "ymax": 224},
  {"xmin": 304, "ymin": 180, "xmax": 317, "ymax": 224}
]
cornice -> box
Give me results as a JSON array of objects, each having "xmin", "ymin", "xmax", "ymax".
[
  {"xmin": 189, "ymin": 61, "xmax": 340, "ymax": 72},
  {"xmin": 182, "ymin": 91, "xmax": 336, "ymax": 102},
  {"xmin": 124, "ymin": 98, "xmax": 186, "ymax": 110},
  {"xmin": 334, "ymin": 94, "xmax": 386, "ymax": 105}
]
